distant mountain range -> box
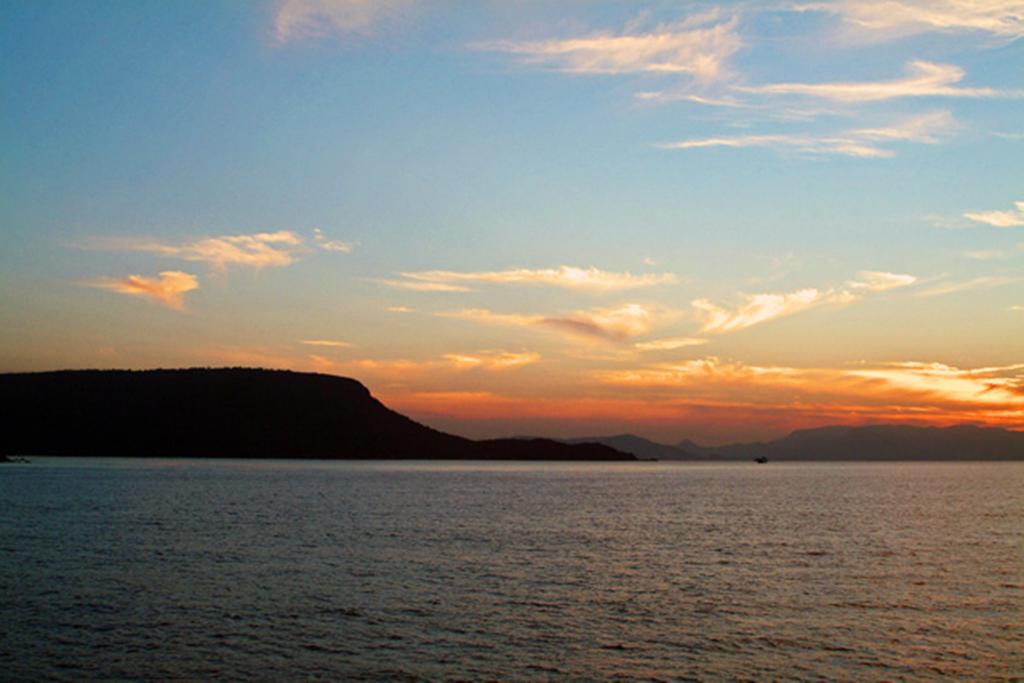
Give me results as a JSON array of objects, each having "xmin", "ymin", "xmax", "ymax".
[
  {"xmin": 4, "ymin": 368, "xmax": 1020, "ymax": 461},
  {"xmin": 0, "ymin": 368, "xmax": 632, "ymax": 461},
  {"xmin": 566, "ymin": 424, "xmax": 1024, "ymax": 461}
]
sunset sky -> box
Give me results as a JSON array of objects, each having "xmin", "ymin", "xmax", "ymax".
[{"xmin": 2, "ymin": 0, "xmax": 1022, "ymax": 443}]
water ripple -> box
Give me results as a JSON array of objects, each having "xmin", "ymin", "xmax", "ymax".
[{"xmin": 1, "ymin": 460, "xmax": 1021, "ymax": 680}]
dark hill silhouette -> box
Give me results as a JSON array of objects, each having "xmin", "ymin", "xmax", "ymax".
[
  {"xmin": 0, "ymin": 368, "xmax": 633, "ymax": 461},
  {"xmin": 563, "ymin": 434, "xmax": 701, "ymax": 460},
  {"xmin": 562, "ymin": 425, "xmax": 1024, "ymax": 461}
]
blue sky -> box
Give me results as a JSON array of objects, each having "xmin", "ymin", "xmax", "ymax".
[{"xmin": 2, "ymin": 1, "xmax": 1022, "ymax": 442}]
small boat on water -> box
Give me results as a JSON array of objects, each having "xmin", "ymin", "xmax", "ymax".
[{"xmin": 754, "ymin": 456, "xmax": 768, "ymax": 464}]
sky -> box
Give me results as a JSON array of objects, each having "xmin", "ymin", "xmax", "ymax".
[{"xmin": 1, "ymin": 0, "xmax": 1022, "ymax": 444}]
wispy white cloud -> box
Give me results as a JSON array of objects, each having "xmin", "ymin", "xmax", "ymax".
[
  {"xmin": 378, "ymin": 279, "xmax": 471, "ymax": 292},
  {"xmin": 307, "ymin": 349, "xmax": 540, "ymax": 381},
  {"xmin": 634, "ymin": 336, "xmax": 708, "ymax": 351},
  {"xmin": 693, "ymin": 271, "xmax": 916, "ymax": 334},
  {"xmin": 274, "ymin": 0, "xmax": 414, "ymax": 43},
  {"xmin": 441, "ymin": 350, "xmax": 541, "ymax": 371},
  {"xmin": 83, "ymin": 229, "xmax": 349, "ymax": 269},
  {"xmin": 916, "ymin": 275, "xmax": 1019, "ymax": 297},
  {"xmin": 544, "ymin": 303, "xmax": 659, "ymax": 340},
  {"xmin": 964, "ymin": 248, "xmax": 1011, "ymax": 260},
  {"xmin": 850, "ymin": 109, "xmax": 960, "ymax": 142},
  {"xmin": 848, "ymin": 361, "xmax": 1024, "ymax": 405},
  {"xmin": 846, "ymin": 270, "xmax": 918, "ymax": 292},
  {"xmin": 660, "ymin": 110, "xmax": 956, "ymax": 158},
  {"xmin": 95, "ymin": 231, "xmax": 304, "ymax": 270},
  {"xmin": 300, "ymin": 339, "xmax": 354, "ymax": 348},
  {"xmin": 659, "ymin": 132, "xmax": 884, "ymax": 157},
  {"xmin": 797, "ymin": 0, "xmax": 1024, "ymax": 41},
  {"xmin": 636, "ymin": 89, "xmax": 753, "ymax": 107},
  {"xmin": 595, "ymin": 356, "xmax": 1024, "ymax": 417},
  {"xmin": 740, "ymin": 61, "xmax": 1012, "ymax": 103},
  {"xmin": 964, "ymin": 200, "xmax": 1024, "ymax": 228},
  {"xmin": 693, "ymin": 288, "xmax": 834, "ymax": 334},
  {"xmin": 443, "ymin": 271, "xmax": 910, "ymax": 339},
  {"xmin": 392, "ymin": 265, "xmax": 676, "ymax": 292},
  {"xmin": 86, "ymin": 271, "xmax": 199, "ymax": 310},
  {"xmin": 474, "ymin": 11, "xmax": 741, "ymax": 83},
  {"xmin": 440, "ymin": 308, "xmax": 540, "ymax": 328},
  {"xmin": 313, "ymin": 228, "xmax": 354, "ymax": 253},
  {"xmin": 660, "ymin": 133, "xmax": 891, "ymax": 158},
  {"xmin": 441, "ymin": 303, "xmax": 669, "ymax": 342}
]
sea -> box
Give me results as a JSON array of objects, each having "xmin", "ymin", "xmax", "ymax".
[{"xmin": 1, "ymin": 458, "xmax": 1021, "ymax": 680}]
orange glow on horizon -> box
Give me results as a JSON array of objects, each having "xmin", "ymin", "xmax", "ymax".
[
  {"xmin": 176, "ymin": 346, "xmax": 1023, "ymax": 444},
  {"xmin": 381, "ymin": 390, "xmax": 1024, "ymax": 444}
]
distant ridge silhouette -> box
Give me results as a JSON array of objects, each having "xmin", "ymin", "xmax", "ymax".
[
  {"xmin": 566, "ymin": 424, "xmax": 1024, "ymax": 461},
  {"xmin": 563, "ymin": 434, "xmax": 704, "ymax": 461},
  {"xmin": 0, "ymin": 368, "xmax": 633, "ymax": 461}
]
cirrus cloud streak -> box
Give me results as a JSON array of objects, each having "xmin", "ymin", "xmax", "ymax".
[
  {"xmin": 441, "ymin": 303, "xmax": 668, "ymax": 343},
  {"xmin": 740, "ymin": 61, "xmax": 1014, "ymax": 103},
  {"xmin": 594, "ymin": 357, "xmax": 1024, "ymax": 422},
  {"xmin": 85, "ymin": 271, "xmax": 199, "ymax": 310},
  {"xmin": 301, "ymin": 339, "xmax": 354, "ymax": 348},
  {"xmin": 796, "ymin": 1, "xmax": 1024, "ymax": 41},
  {"xmin": 306, "ymin": 348, "xmax": 542, "ymax": 383},
  {"xmin": 964, "ymin": 200, "xmax": 1024, "ymax": 228},
  {"xmin": 660, "ymin": 110, "xmax": 957, "ymax": 158},
  {"xmin": 92, "ymin": 231, "xmax": 304, "ymax": 270},
  {"xmin": 474, "ymin": 11, "xmax": 741, "ymax": 82},
  {"xmin": 392, "ymin": 265, "xmax": 677, "ymax": 292},
  {"xmin": 693, "ymin": 271, "xmax": 917, "ymax": 334}
]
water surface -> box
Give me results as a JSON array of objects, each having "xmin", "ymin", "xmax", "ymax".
[{"xmin": 1, "ymin": 459, "xmax": 1021, "ymax": 679}]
